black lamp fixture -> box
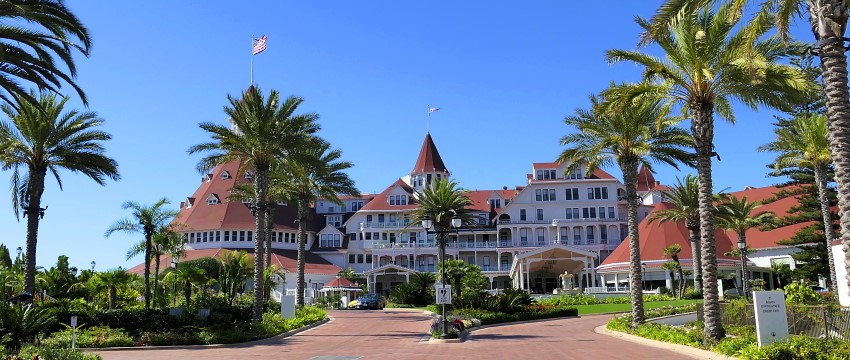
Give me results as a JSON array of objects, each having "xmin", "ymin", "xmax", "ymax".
[
  {"xmin": 15, "ymin": 247, "xmax": 22, "ymax": 259},
  {"xmin": 422, "ymin": 212, "xmax": 462, "ymax": 339},
  {"xmin": 90, "ymin": 261, "xmax": 96, "ymax": 273}
]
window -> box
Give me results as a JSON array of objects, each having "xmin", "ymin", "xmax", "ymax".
[
  {"xmin": 573, "ymin": 228, "xmax": 582, "ymax": 244},
  {"xmin": 202, "ymin": 232, "xmax": 208, "ymax": 242},
  {"xmin": 189, "ymin": 233, "xmax": 195, "ymax": 243},
  {"xmin": 328, "ymin": 206, "xmax": 335, "ymax": 212},
  {"xmin": 320, "ymin": 234, "xmax": 342, "ymax": 247},
  {"xmin": 220, "ymin": 171, "xmax": 231, "ymax": 180},
  {"xmin": 348, "ymin": 233, "xmax": 357, "ymax": 241},
  {"xmin": 489, "ymin": 199, "xmax": 501, "ymax": 209},
  {"xmin": 215, "ymin": 231, "xmax": 221, "ymax": 242},
  {"xmin": 240, "ymin": 231, "xmax": 246, "ymax": 242},
  {"xmin": 365, "ymin": 232, "xmax": 372, "ymax": 240},
  {"xmin": 568, "ymin": 167, "xmax": 584, "ymax": 179},
  {"xmin": 366, "ymin": 255, "xmax": 372, "ymax": 263},
  {"xmin": 600, "ymin": 226, "xmax": 608, "ymax": 244},
  {"xmin": 349, "ymin": 254, "xmax": 356, "ymax": 263},
  {"xmin": 565, "ymin": 208, "xmax": 579, "ymax": 219},
  {"xmin": 582, "ymin": 207, "xmax": 597, "ymax": 219},
  {"xmin": 207, "ymin": 195, "xmax": 219, "ymax": 205},
  {"xmin": 410, "ymin": 231, "xmax": 417, "ymax": 243},
  {"xmin": 536, "ymin": 170, "xmax": 543, "ymax": 180},
  {"xmin": 244, "ymin": 171, "xmax": 253, "ymax": 180},
  {"xmin": 326, "ymin": 215, "xmax": 342, "ymax": 227},
  {"xmin": 537, "ymin": 209, "xmax": 544, "ymax": 221},
  {"xmin": 537, "ymin": 169, "xmax": 557, "ymax": 180},
  {"xmin": 366, "ymin": 214, "xmax": 373, "ymax": 222},
  {"xmin": 608, "ymin": 207, "xmax": 616, "ymax": 219},
  {"xmin": 247, "ymin": 231, "xmax": 253, "ymax": 242},
  {"xmin": 378, "ymin": 214, "xmax": 385, "ymax": 223},
  {"xmin": 483, "ymin": 256, "xmax": 491, "ymax": 271},
  {"xmin": 587, "ymin": 187, "xmax": 609, "ymax": 200},
  {"xmin": 536, "ymin": 228, "xmax": 545, "ymax": 245},
  {"xmin": 586, "ymin": 226, "xmax": 595, "ymax": 244},
  {"xmin": 560, "ymin": 227, "xmax": 569, "ymax": 243},
  {"xmin": 520, "ymin": 209, "xmax": 527, "ymax": 221},
  {"xmin": 520, "ymin": 229, "xmax": 528, "ymax": 244},
  {"xmin": 535, "ymin": 189, "xmax": 556, "ymax": 201},
  {"xmin": 357, "ymin": 254, "xmax": 364, "ymax": 263},
  {"xmin": 351, "ymin": 201, "xmax": 364, "ymax": 211},
  {"xmin": 382, "ymin": 233, "xmax": 387, "ymax": 240},
  {"xmin": 599, "ymin": 207, "xmax": 606, "ymax": 219},
  {"xmin": 565, "ymin": 188, "xmax": 579, "ymax": 200}
]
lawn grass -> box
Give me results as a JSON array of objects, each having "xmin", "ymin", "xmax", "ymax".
[{"xmin": 573, "ymin": 299, "xmax": 700, "ymax": 315}]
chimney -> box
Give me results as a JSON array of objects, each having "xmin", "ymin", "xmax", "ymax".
[{"xmin": 503, "ymin": 186, "xmax": 508, "ymax": 190}]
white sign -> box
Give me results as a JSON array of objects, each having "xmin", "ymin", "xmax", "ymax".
[
  {"xmin": 436, "ymin": 285, "xmax": 452, "ymax": 305},
  {"xmin": 71, "ymin": 316, "xmax": 77, "ymax": 349},
  {"xmin": 281, "ymin": 295, "xmax": 296, "ymax": 319},
  {"xmin": 753, "ymin": 291, "xmax": 789, "ymax": 347},
  {"xmin": 70, "ymin": 315, "xmax": 77, "ymax": 327}
]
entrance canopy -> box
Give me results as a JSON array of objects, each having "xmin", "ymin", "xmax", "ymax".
[{"xmin": 510, "ymin": 244, "xmax": 598, "ymax": 278}]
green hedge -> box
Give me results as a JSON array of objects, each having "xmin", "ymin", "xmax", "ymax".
[
  {"xmin": 451, "ymin": 307, "xmax": 578, "ymax": 326},
  {"xmin": 49, "ymin": 304, "xmax": 253, "ymax": 334}
]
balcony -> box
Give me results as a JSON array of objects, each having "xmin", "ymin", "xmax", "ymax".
[
  {"xmin": 362, "ymin": 220, "xmax": 413, "ymax": 229},
  {"xmin": 498, "ymin": 217, "xmax": 626, "ymax": 225},
  {"xmin": 480, "ymin": 265, "xmax": 511, "ymax": 273}
]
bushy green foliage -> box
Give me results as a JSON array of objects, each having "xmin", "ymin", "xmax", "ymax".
[
  {"xmin": 451, "ymin": 307, "xmax": 577, "ymax": 325},
  {"xmin": 735, "ymin": 336, "xmax": 850, "ymax": 360},
  {"xmin": 42, "ymin": 326, "xmax": 134, "ymax": 348},
  {"xmin": 603, "ymin": 296, "xmax": 631, "ymax": 304},
  {"xmin": 643, "ymin": 294, "xmax": 676, "ymax": 302},
  {"xmin": 16, "ymin": 345, "xmax": 102, "ymax": 360},
  {"xmin": 783, "ymin": 282, "xmax": 820, "ymax": 304},
  {"xmin": 632, "ymin": 323, "xmax": 703, "ymax": 347},
  {"xmin": 682, "ymin": 287, "xmax": 703, "ymax": 299},
  {"xmin": 0, "ymin": 303, "xmax": 56, "ymax": 351},
  {"xmin": 539, "ymin": 294, "xmax": 600, "ymax": 306}
]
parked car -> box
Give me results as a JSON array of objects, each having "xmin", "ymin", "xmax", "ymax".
[
  {"xmin": 809, "ymin": 285, "xmax": 828, "ymax": 293},
  {"xmin": 354, "ymin": 293, "xmax": 386, "ymax": 310}
]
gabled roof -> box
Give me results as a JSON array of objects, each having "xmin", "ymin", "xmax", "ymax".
[
  {"xmin": 636, "ymin": 165, "xmax": 657, "ymax": 191},
  {"xmin": 411, "ymin": 133, "xmax": 448, "ymax": 174},
  {"xmin": 359, "ymin": 179, "xmax": 419, "ymax": 211},
  {"xmin": 174, "ymin": 160, "xmax": 315, "ymax": 232}
]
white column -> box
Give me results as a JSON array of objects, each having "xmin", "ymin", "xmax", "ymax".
[{"xmin": 614, "ymin": 273, "xmax": 619, "ymax": 291}]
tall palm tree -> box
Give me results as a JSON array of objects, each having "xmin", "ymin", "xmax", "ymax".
[
  {"xmin": 105, "ymin": 198, "xmax": 177, "ymax": 308},
  {"xmin": 0, "ymin": 92, "xmax": 119, "ymax": 298},
  {"xmin": 124, "ymin": 225, "xmax": 185, "ymax": 307},
  {"xmin": 163, "ymin": 263, "xmax": 207, "ymax": 307},
  {"xmin": 92, "ymin": 268, "xmax": 135, "ymax": 310},
  {"xmin": 759, "ymin": 114, "xmax": 838, "ymax": 291},
  {"xmin": 284, "ymin": 141, "xmax": 358, "ymax": 307},
  {"xmin": 648, "ymin": 175, "xmax": 703, "ymax": 290},
  {"xmin": 645, "ymin": 0, "xmax": 850, "ymax": 314},
  {"xmin": 663, "ymin": 244, "xmax": 686, "ymax": 297},
  {"xmin": 716, "ymin": 196, "xmax": 777, "ymax": 299},
  {"xmin": 188, "ymin": 86, "xmax": 320, "ymax": 320},
  {"xmin": 0, "ymin": 0, "xmax": 92, "ymax": 109},
  {"xmin": 558, "ymin": 93, "xmax": 692, "ymax": 329},
  {"xmin": 606, "ymin": 4, "xmax": 810, "ymax": 339}
]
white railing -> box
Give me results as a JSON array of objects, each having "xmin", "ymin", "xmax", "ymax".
[
  {"xmin": 362, "ymin": 220, "xmax": 413, "ymax": 229},
  {"xmin": 499, "ymin": 218, "xmax": 627, "ymax": 225}
]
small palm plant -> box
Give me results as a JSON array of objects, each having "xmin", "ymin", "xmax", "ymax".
[{"xmin": 663, "ymin": 244, "xmax": 685, "ymax": 298}]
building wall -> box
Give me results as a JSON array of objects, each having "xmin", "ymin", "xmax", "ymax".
[{"xmin": 832, "ymin": 244, "xmax": 849, "ymax": 306}]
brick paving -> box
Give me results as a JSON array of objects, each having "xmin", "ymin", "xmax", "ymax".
[{"xmin": 96, "ymin": 310, "xmax": 690, "ymax": 360}]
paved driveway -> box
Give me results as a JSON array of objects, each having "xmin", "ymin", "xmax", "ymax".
[{"xmin": 96, "ymin": 310, "xmax": 689, "ymax": 360}]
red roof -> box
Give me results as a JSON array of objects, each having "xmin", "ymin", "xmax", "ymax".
[
  {"xmin": 324, "ymin": 277, "xmax": 356, "ymax": 288},
  {"xmin": 590, "ymin": 168, "xmax": 616, "ymax": 180},
  {"xmin": 359, "ymin": 179, "xmax": 419, "ymax": 211},
  {"xmin": 174, "ymin": 160, "xmax": 307, "ymax": 231},
  {"xmin": 533, "ymin": 162, "xmax": 560, "ymax": 169},
  {"xmin": 411, "ymin": 133, "xmax": 448, "ymax": 174},
  {"xmin": 128, "ymin": 248, "xmax": 341, "ymax": 275},
  {"xmin": 636, "ymin": 166, "xmax": 657, "ymax": 191}
]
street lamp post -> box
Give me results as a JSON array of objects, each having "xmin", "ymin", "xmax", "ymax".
[
  {"xmin": 421, "ymin": 214, "xmax": 461, "ymax": 339},
  {"xmin": 15, "ymin": 247, "xmax": 22, "ymax": 272},
  {"xmin": 90, "ymin": 261, "xmax": 96, "ymax": 273},
  {"xmin": 641, "ymin": 263, "xmax": 647, "ymax": 291},
  {"xmin": 737, "ymin": 239, "xmax": 749, "ymax": 301},
  {"xmin": 171, "ymin": 255, "xmax": 179, "ymax": 306}
]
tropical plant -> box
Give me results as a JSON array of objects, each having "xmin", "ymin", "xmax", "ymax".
[
  {"xmin": 0, "ymin": 302, "xmax": 55, "ymax": 352},
  {"xmin": 91, "ymin": 269, "xmax": 135, "ymax": 310},
  {"xmin": 717, "ymin": 196, "xmax": 777, "ymax": 299},
  {"xmin": 648, "ymin": 175, "xmax": 703, "ymax": 290},
  {"xmin": 189, "ymin": 86, "xmax": 321, "ymax": 319},
  {"xmin": 437, "ymin": 259, "xmax": 486, "ymax": 303},
  {"xmin": 0, "ymin": 0, "xmax": 92, "ymax": 109},
  {"xmin": 660, "ymin": 261, "xmax": 681, "ymax": 299},
  {"xmin": 558, "ymin": 92, "xmax": 692, "ymax": 328},
  {"xmin": 282, "ymin": 141, "xmax": 358, "ymax": 307},
  {"xmin": 105, "ymin": 198, "xmax": 177, "ymax": 308},
  {"xmin": 606, "ymin": 3, "xmax": 810, "ymax": 340},
  {"xmin": 760, "ymin": 114, "xmax": 838, "ymax": 292},
  {"xmin": 218, "ymin": 250, "xmax": 252, "ymax": 305},
  {"xmin": 645, "ymin": 0, "xmax": 850, "ymax": 304},
  {"xmin": 663, "ymin": 244, "xmax": 686, "ymax": 298},
  {"xmin": 0, "ymin": 92, "xmax": 119, "ymax": 297},
  {"xmin": 162, "ymin": 263, "xmax": 207, "ymax": 306}
]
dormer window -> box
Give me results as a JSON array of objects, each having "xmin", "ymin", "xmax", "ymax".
[
  {"xmin": 389, "ymin": 195, "xmax": 408, "ymax": 206},
  {"xmin": 568, "ymin": 167, "xmax": 584, "ymax": 179},
  {"xmin": 186, "ymin": 197, "xmax": 195, "ymax": 208},
  {"xmin": 489, "ymin": 199, "xmax": 501, "ymax": 209},
  {"xmin": 221, "ymin": 171, "xmax": 231, "ymax": 180},
  {"xmin": 535, "ymin": 169, "xmax": 557, "ymax": 180},
  {"xmin": 242, "ymin": 198, "xmax": 252, "ymax": 205},
  {"xmin": 244, "ymin": 171, "xmax": 254, "ymax": 180},
  {"xmin": 205, "ymin": 174, "xmax": 213, "ymax": 182},
  {"xmin": 206, "ymin": 194, "xmax": 220, "ymax": 205}
]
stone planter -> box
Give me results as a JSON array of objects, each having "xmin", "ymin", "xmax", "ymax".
[{"xmin": 427, "ymin": 330, "xmax": 470, "ymax": 343}]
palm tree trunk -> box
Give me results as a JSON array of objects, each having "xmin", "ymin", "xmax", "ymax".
[
  {"xmin": 812, "ymin": 1, "xmax": 850, "ymax": 306},
  {"xmin": 692, "ymin": 104, "xmax": 725, "ymax": 341},
  {"xmin": 619, "ymin": 160, "xmax": 644, "ymax": 328},
  {"xmin": 738, "ymin": 234, "xmax": 750, "ymax": 300},
  {"xmin": 144, "ymin": 235, "xmax": 152, "ymax": 308},
  {"xmin": 252, "ymin": 166, "xmax": 269, "ymax": 321},
  {"xmin": 154, "ymin": 254, "xmax": 161, "ymax": 307},
  {"xmin": 297, "ymin": 197, "xmax": 308, "ymax": 307},
  {"xmin": 266, "ymin": 207, "xmax": 274, "ymax": 270},
  {"xmin": 814, "ymin": 165, "xmax": 839, "ymax": 292},
  {"xmin": 184, "ymin": 281, "xmax": 192, "ymax": 306},
  {"xmin": 688, "ymin": 227, "xmax": 703, "ymax": 291},
  {"xmin": 22, "ymin": 169, "xmax": 46, "ymax": 296},
  {"xmin": 109, "ymin": 285, "xmax": 116, "ymax": 310}
]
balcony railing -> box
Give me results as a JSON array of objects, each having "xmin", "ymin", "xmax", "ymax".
[
  {"xmin": 362, "ymin": 220, "xmax": 412, "ymax": 229},
  {"xmin": 499, "ymin": 218, "xmax": 627, "ymax": 225}
]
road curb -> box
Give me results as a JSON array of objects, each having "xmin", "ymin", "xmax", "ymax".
[
  {"xmin": 593, "ymin": 324, "xmax": 738, "ymax": 360},
  {"xmin": 90, "ymin": 316, "xmax": 333, "ymax": 353}
]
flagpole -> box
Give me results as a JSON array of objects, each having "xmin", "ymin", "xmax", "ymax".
[
  {"xmin": 427, "ymin": 105, "xmax": 430, "ymax": 134},
  {"xmin": 250, "ymin": 34, "xmax": 254, "ymax": 86}
]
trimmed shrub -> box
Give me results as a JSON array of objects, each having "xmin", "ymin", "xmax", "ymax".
[
  {"xmin": 17, "ymin": 345, "xmax": 102, "ymax": 360},
  {"xmin": 42, "ymin": 326, "xmax": 134, "ymax": 348}
]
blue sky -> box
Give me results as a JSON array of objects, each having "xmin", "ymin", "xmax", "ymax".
[{"xmin": 0, "ymin": 1, "xmax": 814, "ymax": 271}]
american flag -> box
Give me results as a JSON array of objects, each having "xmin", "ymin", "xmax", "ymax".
[
  {"xmin": 428, "ymin": 107, "xmax": 440, "ymax": 113},
  {"xmin": 253, "ymin": 35, "xmax": 267, "ymax": 55}
]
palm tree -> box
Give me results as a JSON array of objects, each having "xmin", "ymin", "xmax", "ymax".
[
  {"xmin": 437, "ymin": 259, "xmax": 476, "ymax": 303},
  {"xmin": 0, "ymin": 0, "xmax": 92, "ymax": 109},
  {"xmin": 0, "ymin": 92, "xmax": 119, "ymax": 298},
  {"xmin": 558, "ymin": 92, "xmax": 692, "ymax": 329},
  {"xmin": 648, "ymin": 2, "xmax": 850, "ymax": 299},
  {"xmin": 759, "ymin": 114, "xmax": 838, "ymax": 292},
  {"xmin": 284, "ymin": 141, "xmax": 359, "ymax": 307},
  {"xmin": 218, "ymin": 250, "xmax": 252, "ymax": 304},
  {"xmin": 648, "ymin": 175, "xmax": 703, "ymax": 290},
  {"xmin": 606, "ymin": 4, "xmax": 810, "ymax": 339},
  {"xmin": 105, "ymin": 198, "xmax": 177, "ymax": 308},
  {"xmin": 716, "ymin": 196, "xmax": 777, "ymax": 300},
  {"xmin": 124, "ymin": 225, "xmax": 184, "ymax": 307},
  {"xmin": 93, "ymin": 269, "xmax": 134, "ymax": 310},
  {"xmin": 163, "ymin": 263, "xmax": 207, "ymax": 307},
  {"xmin": 188, "ymin": 86, "xmax": 320, "ymax": 320},
  {"xmin": 660, "ymin": 262, "xmax": 680, "ymax": 297},
  {"xmin": 663, "ymin": 244, "xmax": 686, "ymax": 298}
]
